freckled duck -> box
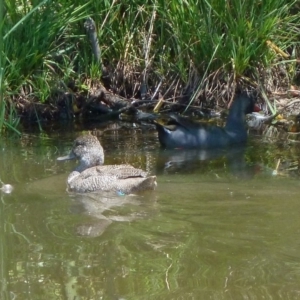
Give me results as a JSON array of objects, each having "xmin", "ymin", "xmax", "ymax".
[
  {"xmin": 57, "ymin": 135, "xmax": 157, "ymax": 194},
  {"xmin": 155, "ymin": 93, "xmax": 258, "ymax": 149}
]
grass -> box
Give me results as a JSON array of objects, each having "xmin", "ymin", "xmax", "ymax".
[
  {"xmin": 0, "ymin": 0, "xmax": 300, "ymax": 133},
  {"xmin": 0, "ymin": 2, "xmax": 21, "ymax": 135}
]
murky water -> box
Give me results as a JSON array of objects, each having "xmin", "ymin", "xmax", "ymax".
[{"xmin": 1, "ymin": 122, "xmax": 300, "ymax": 299}]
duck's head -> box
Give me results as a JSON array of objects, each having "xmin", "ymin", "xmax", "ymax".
[{"xmin": 57, "ymin": 135, "xmax": 104, "ymax": 172}]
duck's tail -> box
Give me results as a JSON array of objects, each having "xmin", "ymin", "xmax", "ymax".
[
  {"xmin": 140, "ymin": 176, "xmax": 157, "ymax": 190},
  {"xmin": 114, "ymin": 175, "xmax": 157, "ymax": 194},
  {"xmin": 131, "ymin": 176, "xmax": 157, "ymax": 193},
  {"xmin": 153, "ymin": 121, "xmax": 171, "ymax": 148}
]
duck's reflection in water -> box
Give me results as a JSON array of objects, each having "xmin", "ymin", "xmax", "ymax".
[
  {"xmin": 156, "ymin": 145, "xmax": 257, "ymax": 180},
  {"xmin": 72, "ymin": 146, "xmax": 257, "ymax": 237},
  {"xmin": 24, "ymin": 174, "xmax": 157, "ymax": 238},
  {"xmin": 69, "ymin": 191, "xmax": 157, "ymax": 237}
]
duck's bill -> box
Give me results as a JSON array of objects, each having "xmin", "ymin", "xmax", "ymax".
[{"xmin": 57, "ymin": 153, "xmax": 76, "ymax": 161}]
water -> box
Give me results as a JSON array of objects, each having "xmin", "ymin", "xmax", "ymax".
[{"xmin": 1, "ymin": 123, "xmax": 300, "ymax": 299}]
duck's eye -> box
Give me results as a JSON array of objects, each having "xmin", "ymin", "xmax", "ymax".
[{"xmin": 75, "ymin": 141, "xmax": 83, "ymax": 147}]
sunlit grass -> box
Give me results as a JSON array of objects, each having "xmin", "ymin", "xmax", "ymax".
[
  {"xmin": 0, "ymin": 2, "xmax": 20, "ymax": 135},
  {"xmin": 0, "ymin": 0, "xmax": 4, "ymax": 132},
  {"xmin": 0, "ymin": 0, "xmax": 299, "ymax": 133}
]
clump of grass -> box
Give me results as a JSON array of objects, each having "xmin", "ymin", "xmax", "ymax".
[
  {"xmin": 0, "ymin": 0, "xmax": 20, "ymax": 134},
  {"xmin": 1, "ymin": 0, "xmax": 300, "ymax": 132}
]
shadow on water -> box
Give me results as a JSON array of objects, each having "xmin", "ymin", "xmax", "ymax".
[{"xmin": 1, "ymin": 125, "xmax": 300, "ymax": 299}]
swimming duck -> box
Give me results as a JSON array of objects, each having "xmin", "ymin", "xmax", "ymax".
[
  {"xmin": 155, "ymin": 93, "xmax": 258, "ymax": 149},
  {"xmin": 57, "ymin": 135, "xmax": 157, "ymax": 194}
]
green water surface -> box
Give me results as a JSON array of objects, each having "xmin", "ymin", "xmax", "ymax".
[{"xmin": 1, "ymin": 124, "xmax": 300, "ymax": 300}]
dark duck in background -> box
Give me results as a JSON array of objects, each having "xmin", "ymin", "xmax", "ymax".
[{"xmin": 155, "ymin": 93, "xmax": 259, "ymax": 149}]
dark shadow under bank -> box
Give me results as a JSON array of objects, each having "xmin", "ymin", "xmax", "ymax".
[{"xmin": 14, "ymin": 79, "xmax": 226, "ymax": 132}]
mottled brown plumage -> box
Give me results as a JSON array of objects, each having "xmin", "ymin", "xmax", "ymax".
[{"xmin": 57, "ymin": 135, "xmax": 157, "ymax": 194}]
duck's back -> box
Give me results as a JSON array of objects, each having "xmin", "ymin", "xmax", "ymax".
[
  {"xmin": 67, "ymin": 165, "xmax": 156, "ymax": 194},
  {"xmin": 157, "ymin": 123, "xmax": 232, "ymax": 149},
  {"xmin": 77, "ymin": 164, "xmax": 147, "ymax": 178}
]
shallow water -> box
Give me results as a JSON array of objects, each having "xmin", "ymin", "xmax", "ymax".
[{"xmin": 1, "ymin": 123, "xmax": 300, "ymax": 299}]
